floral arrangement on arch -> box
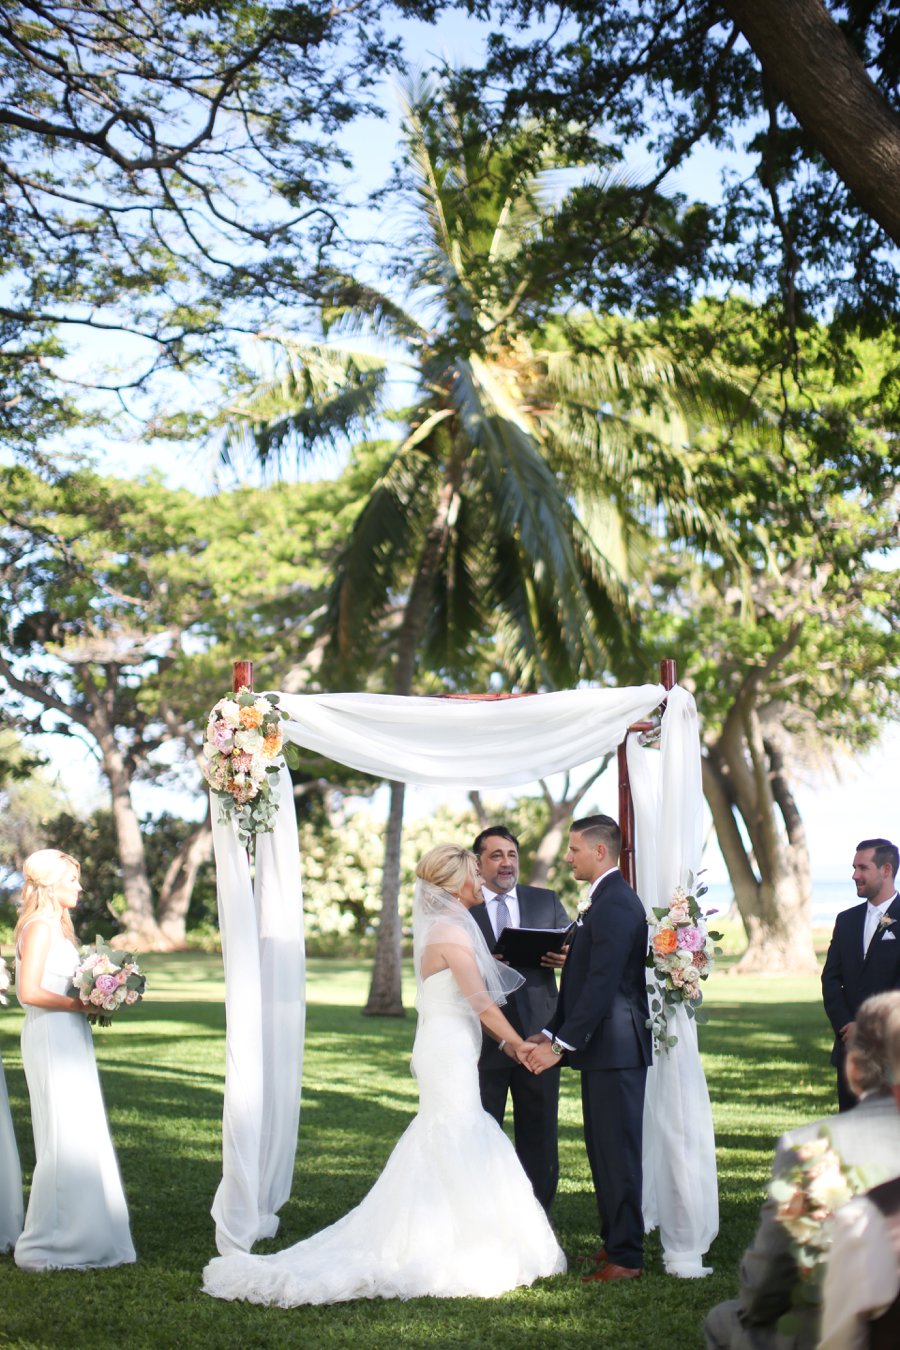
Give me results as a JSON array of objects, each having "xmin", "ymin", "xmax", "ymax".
[
  {"xmin": 645, "ymin": 875, "xmax": 721, "ymax": 1051},
  {"xmin": 70, "ymin": 936, "xmax": 146, "ymax": 1027},
  {"xmin": 201, "ymin": 686, "xmax": 299, "ymax": 846},
  {"xmin": 769, "ymin": 1132, "xmax": 875, "ymax": 1332}
]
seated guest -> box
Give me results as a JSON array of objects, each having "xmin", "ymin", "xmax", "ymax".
[
  {"xmin": 818, "ymin": 1003, "xmax": 900, "ymax": 1350},
  {"xmin": 704, "ymin": 993, "xmax": 900, "ymax": 1350}
]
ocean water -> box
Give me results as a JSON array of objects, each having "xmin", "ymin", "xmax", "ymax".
[{"xmin": 702, "ymin": 878, "xmax": 857, "ymax": 929}]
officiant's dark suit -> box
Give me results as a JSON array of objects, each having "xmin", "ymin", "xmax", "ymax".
[
  {"xmin": 822, "ymin": 838, "xmax": 900, "ymax": 1111},
  {"xmin": 470, "ymin": 827, "xmax": 570, "ymax": 1212},
  {"xmin": 538, "ymin": 815, "xmax": 652, "ymax": 1276}
]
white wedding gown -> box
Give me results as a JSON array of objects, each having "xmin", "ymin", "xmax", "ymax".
[
  {"xmin": 15, "ymin": 923, "xmax": 135, "ymax": 1271},
  {"xmin": 203, "ymin": 968, "xmax": 566, "ymax": 1304}
]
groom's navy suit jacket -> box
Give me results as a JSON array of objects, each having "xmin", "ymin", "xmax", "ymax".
[
  {"xmin": 546, "ymin": 869, "xmax": 651, "ymax": 1071},
  {"xmin": 470, "ymin": 884, "xmax": 569, "ymax": 1068},
  {"xmin": 822, "ymin": 891, "xmax": 900, "ymax": 1066}
]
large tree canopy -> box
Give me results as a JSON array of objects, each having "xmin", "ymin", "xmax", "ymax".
[
  {"xmin": 0, "ymin": 0, "xmax": 396, "ymax": 448},
  {"xmin": 463, "ymin": 0, "xmax": 900, "ymax": 339}
]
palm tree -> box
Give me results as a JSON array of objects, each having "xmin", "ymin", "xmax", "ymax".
[{"xmin": 224, "ymin": 76, "xmax": 759, "ymax": 1013}]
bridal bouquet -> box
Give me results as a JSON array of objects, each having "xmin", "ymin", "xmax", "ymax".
[
  {"xmin": 201, "ymin": 686, "xmax": 298, "ymax": 846},
  {"xmin": 769, "ymin": 1133, "xmax": 872, "ymax": 1330},
  {"xmin": 70, "ymin": 937, "xmax": 146, "ymax": 1027},
  {"xmin": 0, "ymin": 955, "xmax": 10, "ymax": 1007},
  {"xmin": 645, "ymin": 877, "xmax": 721, "ymax": 1051}
]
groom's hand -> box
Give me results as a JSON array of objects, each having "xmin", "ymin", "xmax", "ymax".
[{"xmin": 528, "ymin": 1040, "xmax": 563, "ymax": 1075}]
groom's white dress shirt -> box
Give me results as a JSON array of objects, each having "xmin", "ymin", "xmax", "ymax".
[{"xmin": 541, "ymin": 869, "xmax": 617, "ymax": 1051}]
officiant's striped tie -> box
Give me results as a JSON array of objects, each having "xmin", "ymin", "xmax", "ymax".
[{"xmin": 494, "ymin": 893, "xmax": 512, "ymax": 939}]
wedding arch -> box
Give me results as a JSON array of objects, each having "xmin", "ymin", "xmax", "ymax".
[{"xmin": 208, "ymin": 664, "xmax": 718, "ymax": 1277}]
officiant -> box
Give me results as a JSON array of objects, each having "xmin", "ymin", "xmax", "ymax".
[{"xmin": 470, "ymin": 826, "xmax": 570, "ymax": 1214}]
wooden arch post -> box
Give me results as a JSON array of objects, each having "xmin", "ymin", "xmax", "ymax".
[
  {"xmin": 233, "ymin": 660, "xmax": 254, "ymax": 694},
  {"xmin": 617, "ymin": 658, "xmax": 677, "ymax": 889}
]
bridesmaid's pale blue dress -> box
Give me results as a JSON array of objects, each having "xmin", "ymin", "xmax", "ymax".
[{"xmin": 15, "ymin": 920, "xmax": 135, "ymax": 1270}]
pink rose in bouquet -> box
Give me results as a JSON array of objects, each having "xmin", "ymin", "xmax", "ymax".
[{"xmin": 69, "ymin": 937, "xmax": 146, "ymax": 1027}]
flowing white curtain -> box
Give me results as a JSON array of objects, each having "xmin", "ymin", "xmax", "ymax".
[
  {"xmin": 211, "ymin": 682, "xmax": 666, "ymax": 1254},
  {"xmin": 627, "ymin": 686, "xmax": 719, "ymax": 1276}
]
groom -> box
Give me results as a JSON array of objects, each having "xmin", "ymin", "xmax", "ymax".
[
  {"xmin": 470, "ymin": 825, "xmax": 570, "ymax": 1213},
  {"xmin": 530, "ymin": 814, "xmax": 651, "ymax": 1281}
]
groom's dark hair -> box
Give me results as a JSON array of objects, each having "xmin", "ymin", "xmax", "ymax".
[
  {"xmin": 571, "ymin": 814, "xmax": 621, "ymax": 860},
  {"xmin": 472, "ymin": 825, "xmax": 519, "ymax": 857},
  {"xmin": 857, "ymin": 838, "xmax": 899, "ymax": 878}
]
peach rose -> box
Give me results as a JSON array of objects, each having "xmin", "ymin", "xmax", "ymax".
[
  {"xmin": 239, "ymin": 706, "xmax": 264, "ymax": 729},
  {"xmin": 652, "ymin": 929, "xmax": 678, "ymax": 955}
]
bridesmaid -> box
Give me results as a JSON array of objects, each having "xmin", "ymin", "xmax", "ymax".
[
  {"xmin": 14, "ymin": 849, "xmax": 135, "ymax": 1271},
  {"xmin": 0, "ymin": 1034, "xmax": 23, "ymax": 1251}
]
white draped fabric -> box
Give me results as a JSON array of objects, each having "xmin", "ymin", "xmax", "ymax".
[
  {"xmin": 210, "ymin": 682, "xmax": 674, "ymax": 1255},
  {"xmin": 626, "ymin": 686, "xmax": 719, "ymax": 1276},
  {"xmin": 211, "ymin": 764, "xmax": 305, "ymax": 1254}
]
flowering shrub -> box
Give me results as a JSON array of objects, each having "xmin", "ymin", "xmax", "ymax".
[{"xmin": 646, "ymin": 876, "xmax": 721, "ymax": 1051}]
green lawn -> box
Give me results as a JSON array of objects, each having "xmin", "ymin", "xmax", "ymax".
[{"xmin": 0, "ymin": 953, "xmax": 836, "ymax": 1349}]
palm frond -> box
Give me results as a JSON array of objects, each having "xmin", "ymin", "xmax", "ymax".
[{"xmin": 223, "ymin": 340, "xmax": 388, "ymax": 468}]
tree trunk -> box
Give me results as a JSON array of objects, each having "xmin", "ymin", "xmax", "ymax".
[
  {"xmin": 362, "ymin": 466, "xmax": 463, "ymax": 1016},
  {"xmin": 156, "ymin": 807, "xmax": 213, "ymax": 948},
  {"xmin": 722, "ymin": 0, "xmax": 900, "ymax": 245},
  {"xmin": 362, "ymin": 779, "xmax": 407, "ymax": 1017},
  {"xmin": 90, "ymin": 712, "xmax": 170, "ymax": 951},
  {"xmin": 526, "ymin": 761, "xmax": 611, "ymax": 890},
  {"xmin": 702, "ymin": 730, "xmax": 819, "ymax": 974}
]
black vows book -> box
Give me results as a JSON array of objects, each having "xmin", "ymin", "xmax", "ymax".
[{"xmin": 493, "ymin": 925, "xmax": 573, "ymax": 969}]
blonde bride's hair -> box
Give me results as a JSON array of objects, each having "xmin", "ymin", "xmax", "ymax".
[
  {"xmin": 15, "ymin": 849, "xmax": 80, "ymax": 944},
  {"xmin": 416, "ymin": 844, "xmax": 478, "ymax": 897}
]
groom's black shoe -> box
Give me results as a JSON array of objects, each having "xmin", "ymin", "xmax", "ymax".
[{"xmin": 581, "ymin": 1262, "xmax": 641, "ymax": 1283}]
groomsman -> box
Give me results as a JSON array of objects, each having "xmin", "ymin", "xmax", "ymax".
[
  {"xmin": 822, "ymin": 838, "xmax": 900, "ymax": 1111},
  {"xmin": 469, "ymin": 825, "xmax": 570, "ymax": 1213},
  {"xmin": 529, "ymin": 814, "xmax": 652, "ymax": 1281}
]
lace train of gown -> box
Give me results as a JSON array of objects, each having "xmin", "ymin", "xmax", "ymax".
[
  {"xmin": 15, "ymin": 923, "xmax": 135, "ymax": 1271},
  {"xmin": 203, "ymin": 968, "xmax": 566, "ymax": 1304}
]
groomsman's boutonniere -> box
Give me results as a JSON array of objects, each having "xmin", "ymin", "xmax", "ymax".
[
  {"xmin": 878, "ymin": 914, "xmax": 896, "ymax": 929},
  {"xmin": 575, "ymin": 895, "xmax": 593, "ymax": 925}
]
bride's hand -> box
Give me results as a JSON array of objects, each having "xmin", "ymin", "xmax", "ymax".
[{"xmin": 513, "ymin": 1041, "xmax": 537, "ymax": 1071}]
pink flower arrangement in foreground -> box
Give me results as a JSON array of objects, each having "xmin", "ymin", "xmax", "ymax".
[
  {"xmin": 70, "ymin": 936, "xmax": 146, "ymax": 1027},
  {"xmin": 768, "ymin": 1132, "xmax": 882, "ymax": 1331},
  {"xmin": 645, "ymin": 877, "xmax": 721, "ymax": 1052}
]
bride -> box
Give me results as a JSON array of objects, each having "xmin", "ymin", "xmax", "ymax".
[{"xmin": 203, "ymin": 843, "xmax": 566, "ymax": 1304}]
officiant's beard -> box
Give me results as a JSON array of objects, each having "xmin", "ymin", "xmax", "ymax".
[{"xmin": 477, "ymin": 843, "xmax": 519, "ymax": 895}]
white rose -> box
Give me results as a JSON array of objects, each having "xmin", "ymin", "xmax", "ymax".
[
  {"xmin": 218, "ymin": 698, "xmax": 241, "ymax": 729},
  {"xmin": 235, "ymin": 728, "xmax": 262, "ymax": 752}
]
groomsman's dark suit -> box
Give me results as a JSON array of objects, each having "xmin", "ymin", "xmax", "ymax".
[
  {"xmin": 822, "ymin": 891, "xmax": 900, "ymax": 1111},
  {"xmin": 471, "ymin": 884, "xmax": 570, "ymax": 1212},
  {"xmin": 546, "ymin": 867, "xmax": 652, "ymax": 1271}
]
